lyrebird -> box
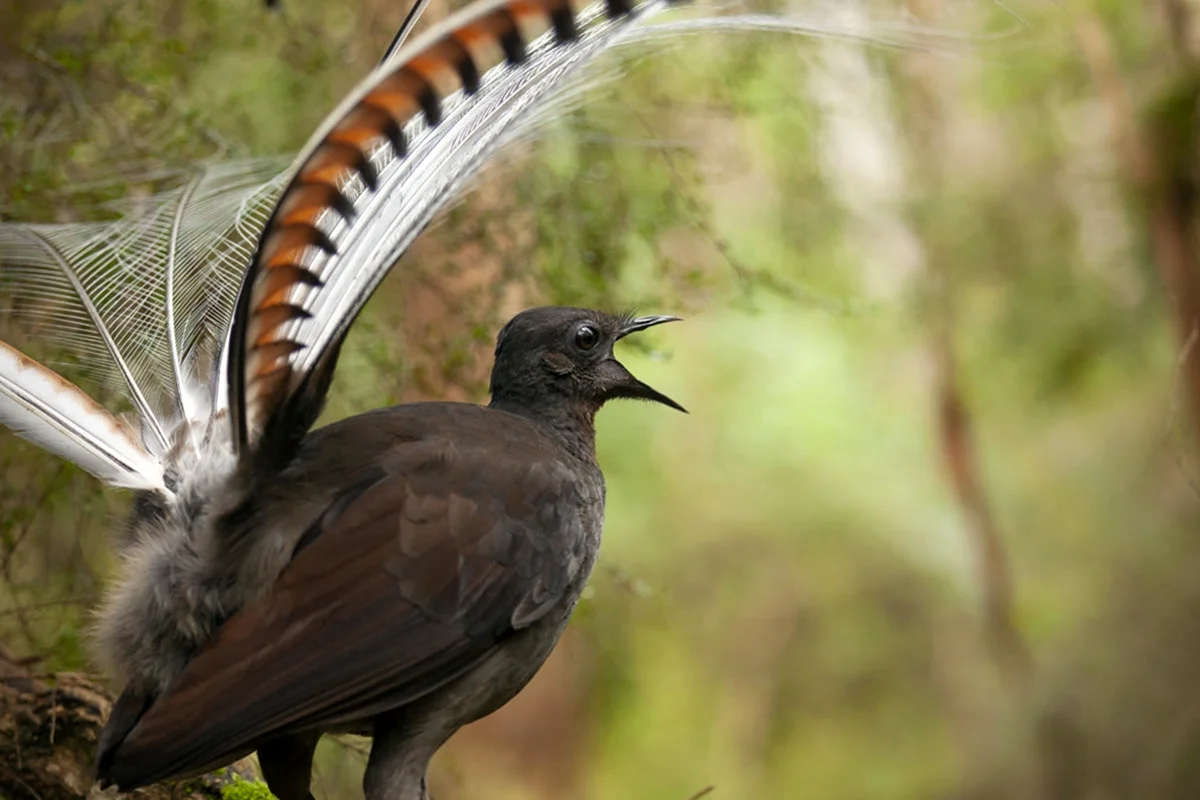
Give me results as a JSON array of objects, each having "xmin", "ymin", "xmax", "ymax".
[
  {"xmin": 0, "ymin": 0, "xmax": 953, "ymax": 795},
  {"xmin": 0, "ymin": 0, "xmax": 691, "ymax": 796}
]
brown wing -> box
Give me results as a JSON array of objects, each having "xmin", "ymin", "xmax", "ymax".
[{"xmin": 99, "ymin": 436, "xmax": 591, "ymax": 789}]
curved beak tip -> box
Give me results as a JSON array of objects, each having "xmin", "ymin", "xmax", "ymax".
[{"xmin": 617, "ymin": 315, "xmax": 683, "ymax": 339}]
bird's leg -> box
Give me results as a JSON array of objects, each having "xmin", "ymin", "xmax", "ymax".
[
  {"xmin": 257, "ymin": 732, "xmax": 320, "ymax": 800},
  {"xmin": 363, "ymin": 712, "xmax": 433, "ymax": 800}
]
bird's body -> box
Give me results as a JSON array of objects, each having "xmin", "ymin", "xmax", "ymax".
[{"xmin": 95, "ymin": 307, "xmax": 682, "ymax": 799}]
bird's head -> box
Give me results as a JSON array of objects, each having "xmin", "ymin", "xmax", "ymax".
[{"xmin": 488, "ymin": 306, "xmax": 685, "ymax": 418}]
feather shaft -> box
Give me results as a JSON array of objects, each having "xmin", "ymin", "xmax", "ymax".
[{"xmin": 166, "ymin": 175, "xmax": 205, "ymax": 426}]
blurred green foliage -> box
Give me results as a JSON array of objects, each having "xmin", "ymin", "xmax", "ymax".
[
  {"xmin": 4, "ymin": 0, "xmax": 1200, "ymax": 798},
  {"xmin": 221, "ymin": 777, "xmax": 278, "ymax": 800}
]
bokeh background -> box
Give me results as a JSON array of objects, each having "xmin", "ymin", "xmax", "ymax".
[{"xmin": 3, "ymin": 0, "xmax": 1200, "ymax": 797}]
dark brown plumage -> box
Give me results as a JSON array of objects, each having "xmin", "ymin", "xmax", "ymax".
[{"xmin": 96, "ymin": 306, "xmax": 682, "ymax": 800}]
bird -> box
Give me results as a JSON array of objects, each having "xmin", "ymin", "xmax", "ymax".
[
  {"xmin": 94, "ymin": 305, "xmax": 683, "ymax": 799},
  {"xmin": 0, "ymin": 0, "xmax": 693, "ymax": 795},
  {"xmin": 2, "ymin": 0, "xmax": 919, "ymax": 791}
]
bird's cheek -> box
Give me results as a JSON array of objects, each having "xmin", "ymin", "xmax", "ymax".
[{"xmin": 540, "ymin": 352, "xmax": 574, "ymax": 376}]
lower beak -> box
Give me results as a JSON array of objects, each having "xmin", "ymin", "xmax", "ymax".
[{"xmin": 625, "ymin": 377, "xmax": 687, "ymax": 413}]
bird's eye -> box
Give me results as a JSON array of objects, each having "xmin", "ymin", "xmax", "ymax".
[{"xmin": 574, "ymin": 324, "xmax": 600, "ymax": 351}]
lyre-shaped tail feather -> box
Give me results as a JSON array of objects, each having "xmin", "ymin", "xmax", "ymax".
[
  {"xmin": 227, "ymin": 0, "xmax": 682, "ymax": 458},
  {"xmin": 0, "ymin": 340, "xmax": 164, "ymax": 490},
  {"xmin": 0, "ymin": 159, "xmax": 287, "ymax": 487}
]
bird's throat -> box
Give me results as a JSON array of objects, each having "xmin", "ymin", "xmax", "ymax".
[{"xmin": 487, "ymin": 394, "xmax": 599, "ymax": 463}]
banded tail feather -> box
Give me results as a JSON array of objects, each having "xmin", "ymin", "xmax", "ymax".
[
  {"xmin": 0, "ymin": 0, "xmax": 685, "ymax": 496},
  {"xmin": 229, "ymin": 0, "xmax": 685, "ymax": 462}
]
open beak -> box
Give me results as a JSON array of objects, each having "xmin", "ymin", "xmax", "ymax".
[{"xmin": 612, "ymin": 315, "xmax": 686, "ymax": 413}]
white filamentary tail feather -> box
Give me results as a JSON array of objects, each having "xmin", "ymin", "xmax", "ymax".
[
  {"xmin": 0, "ymin": 158, "xmax": 288, "ymax": 486},
  {"xmin": 12, "ymin": 226, "xmax": 172, "ymax": 453}
]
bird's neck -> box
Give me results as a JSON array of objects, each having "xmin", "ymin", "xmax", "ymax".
[{"xmin": 488, "ymin": 392, "xmax": 598, "ymax": 463}]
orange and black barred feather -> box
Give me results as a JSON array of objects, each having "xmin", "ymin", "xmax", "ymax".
[{"xmin": 227, "ymin": 0, "xmax": 683, "ymax": 461}]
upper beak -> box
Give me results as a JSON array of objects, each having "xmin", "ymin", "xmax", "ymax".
[
  {"xmin": 616, "ymin": 315, "xmax": 682, "ymax": 340},
  {"xmin": 612, "ymin": 314, "xmax": 686, "ymax": 413}
]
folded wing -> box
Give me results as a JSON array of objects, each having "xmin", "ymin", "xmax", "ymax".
[{"xmin": 99, "ymin": 428, "xmax": 588, "ymax": 787}]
